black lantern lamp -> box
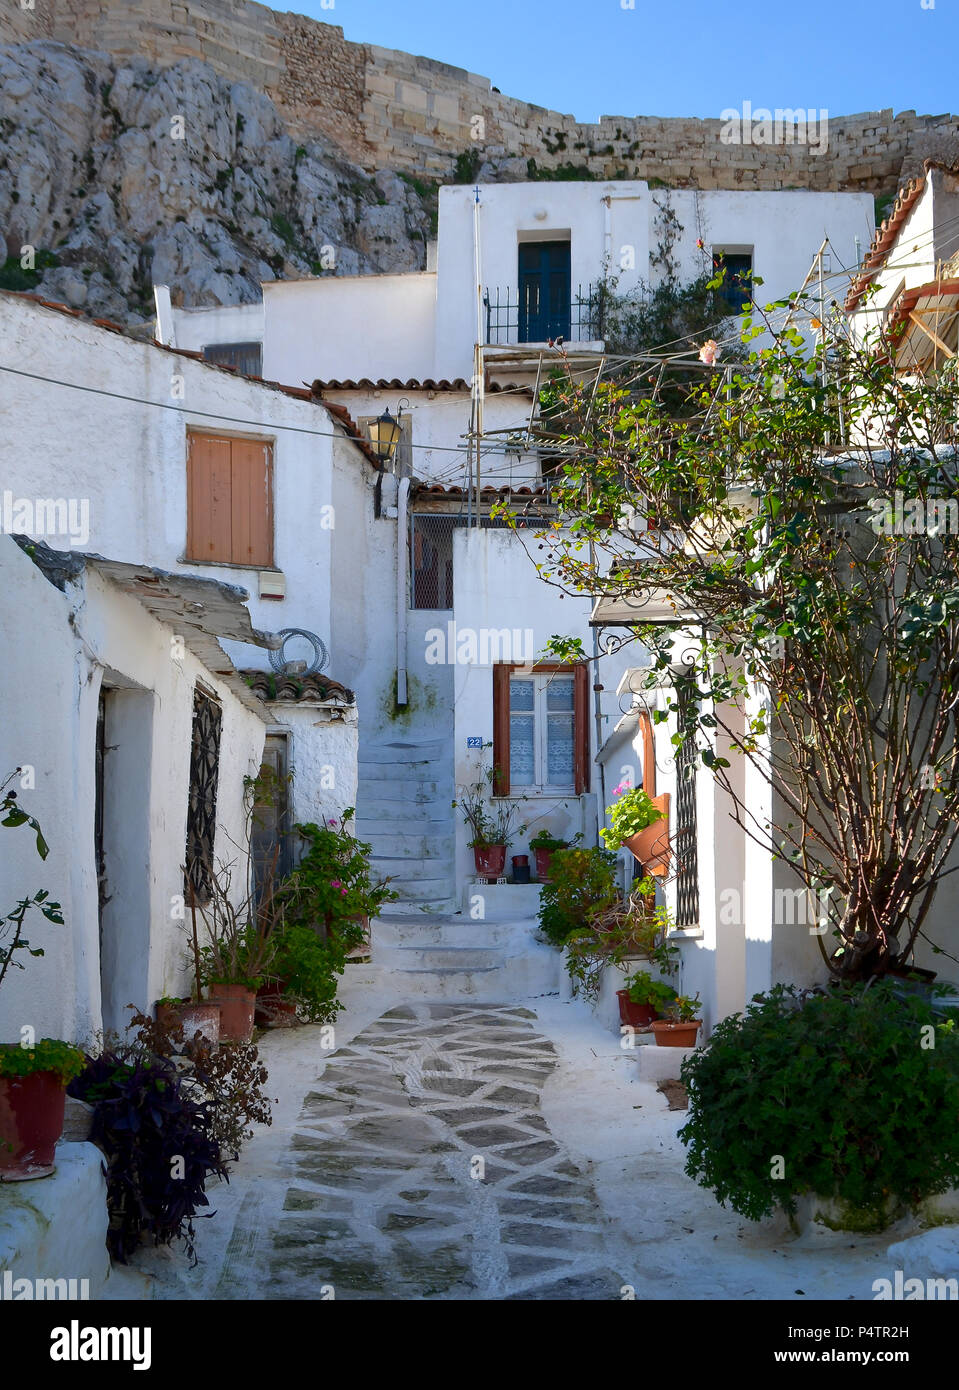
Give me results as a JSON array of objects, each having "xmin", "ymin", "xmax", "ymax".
[{"xmin": 368, "ymin": 400, "xmax": 408, "ymax": 466}]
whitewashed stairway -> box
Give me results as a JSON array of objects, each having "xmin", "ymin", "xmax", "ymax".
[{"xmin": 355, "ymin": 738, "xmax": 457, "ymax": 914}]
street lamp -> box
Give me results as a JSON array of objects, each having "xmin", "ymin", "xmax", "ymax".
[{"xmin": 367, "ymin": 401, "xmax": 408, "ymax": 466}]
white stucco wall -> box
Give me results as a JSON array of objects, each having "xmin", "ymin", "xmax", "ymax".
[
  {"xmin": 0, "ymin": 292, "xmax": 358, "ymax": 677},
  {"xmin": 170, "ymin": 301, "xmax": 265, "ymax": 355},
  {"xmin": 450, "ymin": 526, "xmax": 632, "ymax": 894},
  {"xmin": 262, "ymin": 272, "xmax": 437, "ymax": 385},
  {"xmin": 0, "ymin": 538, "xmax": 267, "ymax": 1047}
]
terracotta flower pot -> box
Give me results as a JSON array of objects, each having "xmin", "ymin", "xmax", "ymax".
[
  {"xmin": 650, "ymin": 1019, "xmax": 701, "ymax": 1048},
  {"xmin": 0, "ymin": 1069, "xmax": 67, "ymax": 1180},
  {"xmin": 254, "ymin": 979, "xmax": 298, "ymax": 1028},
  {"xmin": 533, "ymin": 847, "xmax": 560, "ymax": 881},
  {"xmin": 616, "ymin": 990, "xmax": 657, "ymax": 1029},
  {"xmin": 622, "ymin": 794, "xmax": 671, "ymax": 876},
  {"xmin": 156, "ymin": 1000, "xmax": 221, "ymax": 1045},
  {"xmin": 473, "ymin": 845, "xmax": 506, "ymax": 878},
  {"xmin": 207, "ymin": 984, "xmax": 256, "ymax": 1043}
]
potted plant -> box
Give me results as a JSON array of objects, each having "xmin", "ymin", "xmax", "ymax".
[
  {"xmin": 528, "ymin": 829, "xmax": 568, "ymax": 882},
  {"xmin": 456, "ymin": 769, "xmax": 520, "ymax": 879},
  {"xmin": 0, "ymin": 770, "xmax": 85, "ymax": 1179},
  {"xmin": 600, "ymin": 783, "xmax": 669, "ymax": 875},
  {"xmin": 155, "ymin": 996, "xmax": 221, "ymax": 1044},
  {"xmin": 259, "ymin": 813, "xmax": 396, "ymax": 1024},
  {"xmin": 617, "ymin": 970, "xmax": 677, "ymax": 1029},
  {"xmin": 650, "ymin": 993, "xmax": 702, "ymax": 1047}
]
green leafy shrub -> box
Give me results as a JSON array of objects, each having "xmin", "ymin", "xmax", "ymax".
[
  {"xmin": 537, "ymin": 846, "xmax": 618, "ymax": 947},
  {"xmin": 600, "ymin": 785, "xmax": 663, "ymax": 852},
  {"xmin": 0, "ymin": 1038, "xmax": 85, "ymax": 1082},
  {"xmin": 624, "ymin": 971, "xmax": 676, "ymax": 1012},
  {"xmin": 680, "ymin": 984, "xmax": 959, "ymax": 1228}
]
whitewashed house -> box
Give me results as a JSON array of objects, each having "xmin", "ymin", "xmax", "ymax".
[
  {"xmin": 168, "ymin": 179, "xmax": 872, "ymax": 927},
  {"xmin": 846, "ymin": 158, "xmax": 959, "ymax": 367}
]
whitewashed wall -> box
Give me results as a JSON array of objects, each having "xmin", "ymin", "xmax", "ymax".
[
  {"xmin": 450, "ymin": 526, "xmax": 632, "ymax": 897},
  {"xmin": 262, "ymin": 272, "xmax": 437, "ymax": 385},
  {"xmin": 0, "ymin": 293, "xmax": 352, "ymax": 676},
  {"xmin": 0, "ymin": 538, "xmax": 267, "ymax": 1047}
]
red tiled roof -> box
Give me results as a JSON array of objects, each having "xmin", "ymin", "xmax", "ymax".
[
  {"xmin": 886, "ymin": 277, "xmax": 959, "ymax": 332},
  {"xmin": 313, "ymin": 377, "xmax": 531, "ymax": 395},
  {"xmin": 416, "ymin": 482, "xmax": 550, "ymax": 500},
  {"xmin": 240, "ymin": 669, "xmax": 355, "ymax": 705},
  {"xmin": 845, "ymin": 171, "xmax": 929, "ymax": 311},
  {"xmin": 2, "ymin": 290, "xmax": 379, "ymax": 469}
]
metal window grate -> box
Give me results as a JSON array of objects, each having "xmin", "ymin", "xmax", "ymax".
[
  {"xmin": 484, "ymin": 284, "xmax": 606, "ymax": 345},
  {"xmin": 185, "ymin": 686, "xmax": 222, "ymax": 904},
  {"xmin": 409, "ymin": 512, "xmax": 524, "ymax": 610},
  {"xmin": 202, "ymin": 342, "xmax": 263, "ymax": 377},
  {"xmin": 674, "ymin": 685, "xmax": 700, "ymax": 929}
]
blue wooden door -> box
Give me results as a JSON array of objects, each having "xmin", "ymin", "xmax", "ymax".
[{"xmin": 518, "ymin": 241, "xmax": 571, "ymax": 342}]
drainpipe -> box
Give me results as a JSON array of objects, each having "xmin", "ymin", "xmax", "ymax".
[{"xmin": 396, "ymin": 476, "xmax": 410, "ymax": 706}]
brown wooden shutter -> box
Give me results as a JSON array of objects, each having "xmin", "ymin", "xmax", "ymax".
[
  {"xmin": 186, "ymin": 433, "xmax": 273, "ymax": 566},
  {"xmin": 492, "ymin": 664, "xmax": 511, "ymax": 796},
  {"xmin": 638, "ymin": 710, "xmax": 657, "ymax": 797},
  {"xmin": 573, "ymin": 661, "xmax": 590, "ymax": 794},
  {"xmin": 231, "ymin": 438, "xmax": 273, "ymax": 567}
]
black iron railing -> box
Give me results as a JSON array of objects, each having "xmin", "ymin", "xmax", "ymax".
[{"xmin": 484, "ymin": 284, "xmax": 607, "ymax": 346}]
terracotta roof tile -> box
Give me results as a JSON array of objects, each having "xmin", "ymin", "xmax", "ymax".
[
  {"xmin": 312, "ymin": 377, "xmax": 531, "ymax": 395},
  {"xmin": 240, "ymin": 669, "xmax": 355, "ymax": 705},
  {"xmin": 846, "ymin": 169, "xmax": 930, "ymax": 311}
]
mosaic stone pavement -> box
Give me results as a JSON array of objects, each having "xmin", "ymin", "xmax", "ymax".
[{"xmin": 266, "ymin": 1003, "xmax": 626, "ymax": 1300}]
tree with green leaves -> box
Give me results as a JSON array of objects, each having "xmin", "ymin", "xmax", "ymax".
[{"xmin": 499, "ymin": 292, "xmax": 959, "ymax": 981}]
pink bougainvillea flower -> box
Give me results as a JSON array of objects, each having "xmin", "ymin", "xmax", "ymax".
[
  {"xmin": 699, "ymin": 339, "xmax": 719, "ymax": 366},
  {"xmin": 328, "ymin": 818, "xmax": 338, "ymax": 826},
  {"xmin": 331, "ymin": 879, "xmax": 342, "ymax": 890},
  {"xmin": 341, "ymin": 888, "xmax": 348, "ymax": 897}
]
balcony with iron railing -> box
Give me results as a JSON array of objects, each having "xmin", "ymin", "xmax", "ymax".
[{"xmin": 483, "ymin": 283, "xmax": 609, "ymax": 348}]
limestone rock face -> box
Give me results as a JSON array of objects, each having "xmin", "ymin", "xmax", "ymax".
[{"xmin": 0, "ymin": 41, "xmax": 435, "ymax": 323}]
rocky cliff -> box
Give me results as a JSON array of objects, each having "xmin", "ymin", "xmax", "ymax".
[{"xmin": 0, "ymin": 41, "xmax": 436, "ymax": 323}]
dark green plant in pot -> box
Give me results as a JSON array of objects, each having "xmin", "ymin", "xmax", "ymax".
[
  {"xmin": 266, "ymin": 812, "xmax": 397, "ymax": 1021},
  {"xmin": 680, "ymin": 983, "xmax": 959, "ymax": 1230},
  {"xmin": 537, "ymin": 845, "xmax": 618, "ymax": 948}
]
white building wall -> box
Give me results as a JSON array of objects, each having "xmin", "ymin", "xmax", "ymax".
[
  {"xmin": 170, "ymin": 302, "xmax": 265, "ymax": 355},
  {"xmin": 450, "ymin": 527, "xmax": 632, "ymax": 897},
  {"xmin": 0, "ymin": 293, "xmax": 348, "ymax": 681},
  {"xmin": 0, "ymin": 538, "xmax": 267, "ymax": 1047},
  {"xmin": 262, "ymin": 273, "xmax": 437, "ymax": 386}
]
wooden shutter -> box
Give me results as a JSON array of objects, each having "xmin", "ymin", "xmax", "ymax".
[
  {"xmin": 573, "ymin": 661, "xmax": 590, "ymax": 794},
  {"xmin": 186, "ymin": 432, "xmax": 273, "ymax": 566},
  {"xmin": 492, "ymin": 664, "xmax": 511, "ymax": 796}
]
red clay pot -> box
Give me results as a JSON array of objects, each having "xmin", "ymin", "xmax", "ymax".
[
  {"xmin": 534, "ymin": 847, "xmax": 560, "ymax": 881},
  {"xmin": 156, "ymin": 1000, "xmax": 221, "ymax": 1045},
  {"xmin": 254, "ymin": 979, "xmax": 298, "ymax": 1028},
  {"xmin": 650, "ymin": 1019, "xmax": 701, "ymax": 1048},
  {"xmin": 616, "ymin": 991, "xmax": 657, "ymax": 1029},
  {"xmin": 622, "ymin": 794, "xmax": 671, "ymax": 877},
  {"xmin": 207, "ymin": 984, "xmax": 256, "ymax": 1043},
  {"xmin": 0, "ymin": 1069, "xmax": 67, "ymax": 1180},
  {"xmin": 473, "ymin": 845, "xmax": 506, "ymax": 878}
]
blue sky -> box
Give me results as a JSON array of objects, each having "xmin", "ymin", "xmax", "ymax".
[{"xmin": 296, "ymin": 0, "xmax": 953, "ymax": 123}]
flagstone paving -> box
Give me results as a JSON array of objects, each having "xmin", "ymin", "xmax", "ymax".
[{"xmin": 264, "ymin": 1002, "xmax": 625, "ymax": 1300}]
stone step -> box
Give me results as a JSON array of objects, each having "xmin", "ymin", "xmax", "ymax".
[
  {"xmin": 359, "ymin": 832, "xmax": 454, "ymax": 858},
  {"xmin": 371, "ymin": 855, "xmax": 455, "ymax": 879},
  {"xmin": 379, "ymin": 944, "xmax": 505, "ymax": 970},
  {"xmin": 358, "ymin": 761, "xmax": 452, "ymax": 783},
  {"xmin": 359, "ymin": 739, "xmax": 449, "ymax": 764},
  {"xmin": 383, "ymin": 875, "xmax": 456, "ymax": 902},
  {"xmin": 387, "ymin": 949, "xmax": 560, "ymax": 1000},
  {"xmin": 355, "ymin": 794, "xmax": 452, "ymax": 817}
]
